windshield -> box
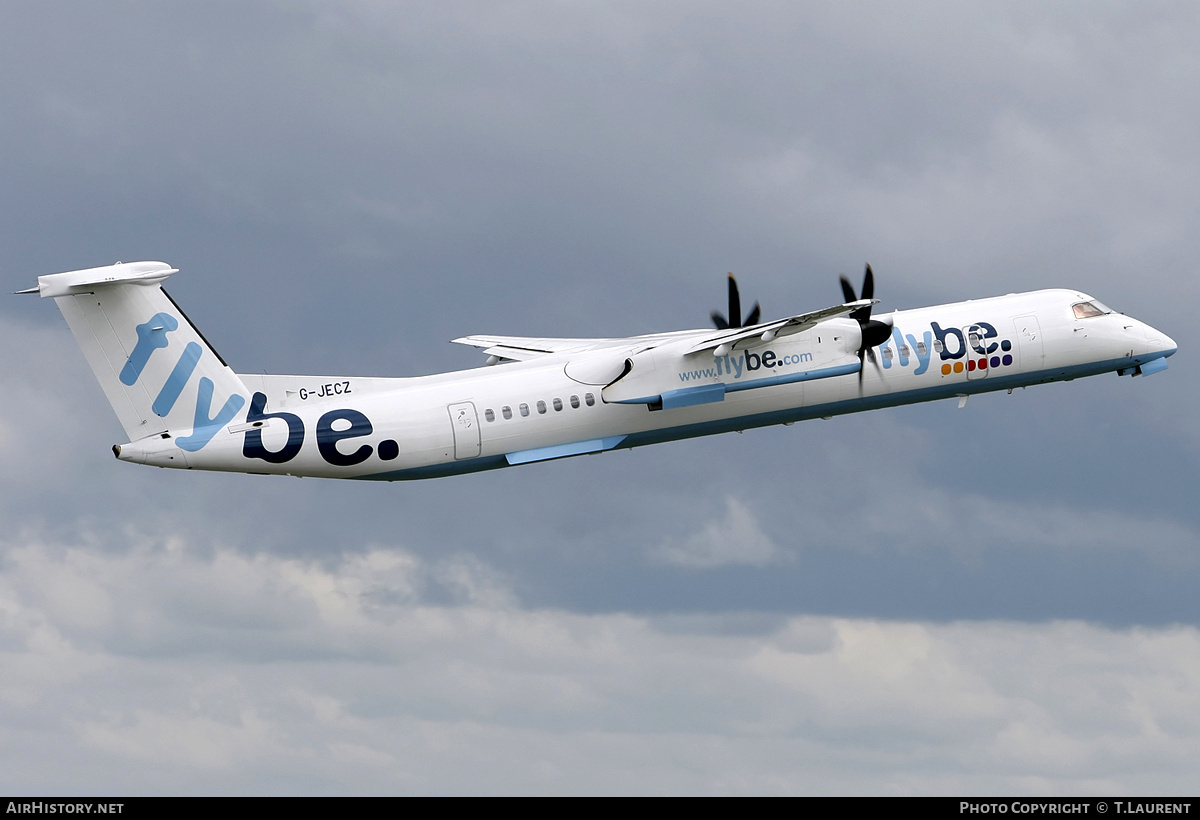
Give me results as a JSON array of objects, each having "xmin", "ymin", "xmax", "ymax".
[{"xmin": 1072, "ymin": 300, "xmax": 1111, "ymax": 319}]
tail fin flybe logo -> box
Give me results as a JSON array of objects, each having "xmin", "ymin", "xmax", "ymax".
[
  {"xmin": 122, "ymin": 313, "xmax": 246, "ymax": 451},
  {"xmin": 880, "ymin": 322, "xmax": 1015, "ymax": 376}
]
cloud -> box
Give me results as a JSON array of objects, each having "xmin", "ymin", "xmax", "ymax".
[
  {"xmin": 654, "ymin": 497, "xmax": 788, "ymax": 568},
  {"xmin": 2, "ymin": 532, "xmax": 1199, "ymax": 793}
]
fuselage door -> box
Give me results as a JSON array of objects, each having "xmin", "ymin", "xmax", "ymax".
[
  {"xmin": 1013, "ymin": 314, "xmax": 1043, "ymax": 371},
  {"xmin": 447, "ymin": 401, "xmax": 481, "ymax": 460}
]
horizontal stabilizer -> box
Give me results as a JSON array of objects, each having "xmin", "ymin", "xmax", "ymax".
[{"xmin": 21, "ymin": 261, "xmax": 179, "ymax": 298}]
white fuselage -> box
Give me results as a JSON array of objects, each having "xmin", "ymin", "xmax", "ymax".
[{"xmin": 115, "ymin": 288, "xmax": 1176, "ymax": 481}]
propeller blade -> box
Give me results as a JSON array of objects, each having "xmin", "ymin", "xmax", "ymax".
[
  {"xmin": 839, "ymin": 275, "xmax": 857, "ymax": 305},
  {"xmin": 710, "ymin": 273, "xmax": 762, "ymax": 329},
  {"xmin": 727, "ymin": 274, "xmax": 742, "ymax": 329},
  {"xmin": 839, "ymin": 264, "xmax": 887, "ymax": 394}
]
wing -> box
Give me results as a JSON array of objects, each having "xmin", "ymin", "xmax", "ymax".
[
  {"xmin": 451, "ymin": 334, "xmax": 666, "ymax": 362},
  {"xmin": 454, "ymin": 298, "xmax": 875, "ymax": 362},
  {"xmin": 683, "ymin": 298, "xmax": 875, "ymax": 355}
]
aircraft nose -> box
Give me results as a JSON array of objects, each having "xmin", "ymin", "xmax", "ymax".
[{"xmin": 1147, "ymin": 324, "xmax": 1177, "ymax": 358}]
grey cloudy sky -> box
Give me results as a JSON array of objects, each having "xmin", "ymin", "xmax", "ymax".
[{"xmin": 1, "ymin": 1, "xmax": 1198, "ymax": 794}]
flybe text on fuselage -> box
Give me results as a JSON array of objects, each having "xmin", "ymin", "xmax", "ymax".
[
  {"xmin": 679, "ymin": 348, "xmax": 814, "ymax": 382},
  {"xmin": 878, "ymin": 320, "xmax": 1018, "ymax": 377}
]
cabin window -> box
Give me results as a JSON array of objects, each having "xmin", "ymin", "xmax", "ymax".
[
  {"xmin": 570, "ymin": 395, "xmax": 580, "ymax": 409},
  {"xmin": 537, "ymin": 400, "xmax": 547, "ymax": 414},
  {"xmin": 933, "ymin": 340, "xmax": 944, "ymax": 353},
  {"xmin": 484, "ymin": 408, "xmax": 495, "ymax": 422},
  {"xmin": 502, "ymin": 406, "xmax": 512, "ymax": 420},
  {"xmin": 585, "ymin": 393, "xmax": 595, "ymax": 406},
  {"xmin": 899, "ymin": 345, "xmax": 910, "ymax": 357},
  {"xmin": 519, "ymin": 403, "xmax": 529, "ymax": 417},
  {"xmin": 916, "ymin": 342, "xmax": 927, "ymax": 355},
  {"xmin": 553, "ymin": 398, "xmax": 563, "ymax": 412},
  {"xmin": 882, "ymin": 348, "xmax": 893, "ymax": 361}
]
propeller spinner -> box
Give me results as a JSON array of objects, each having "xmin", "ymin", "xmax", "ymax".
[{"xmin": 711, "ymin": 273, "xmax": 761, "ymax": 330}]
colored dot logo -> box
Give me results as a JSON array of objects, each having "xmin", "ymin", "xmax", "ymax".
[{"xmin": 941, "ymin": 339, "xmax": 1014, "ymax": 376}]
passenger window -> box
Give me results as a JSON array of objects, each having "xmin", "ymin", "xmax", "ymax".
[
  {"xmin": 570, "ymin": 395, "xmax": 580, "ymax": 409},
  {"xmin": 502, "ymin": 406, "xmax": 512, "ymax": 420},
  {"xmin": 882, "ymin": 348, "xmax": 893, "ymax": 361},
  {"xmin": 553, "ymin": 398, "xmax": 563, "ymax": 412},
  {"xmin": 899, "ymin": 345, "xmax": 910, "ymax": 357},
  {"xmin": 585, "ymin": 393, "xmax": 595, "ymax": 406},
  {"xmin": 537, "ymin": 400, "xmax": 547, "ymax": 414},
  {"xmin": 484, "ymin": 409, "xmax": 495, "ymax": 422},
  {"xmin": 519, "ymin": 403, "xmax": 529, "ymax": 417},
  {"xmin": 933, "ymin": 340, "xmax": 943, "ymax": 352},
  {"xmin": 916, "ymin": 342, "xmax": 927, "ymax": 355}
]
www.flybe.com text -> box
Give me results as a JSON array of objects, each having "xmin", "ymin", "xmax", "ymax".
[{"xmin": 679, "ymin": 350, "xmax": 813, "ymax": 382}]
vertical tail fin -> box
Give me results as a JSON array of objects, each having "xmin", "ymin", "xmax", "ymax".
[{"xmin": 24, "ymin": 262, "xmax": 248, "ymax": 450}]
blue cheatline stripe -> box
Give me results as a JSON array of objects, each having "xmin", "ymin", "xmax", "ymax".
[
  {"xmin": 611, "ymin": 361, "xmax": 862, "ymax": 406},
  {"xmin": 152, "ymin": 342, "xmax": 203, "ymax": 416},
  {"xmin": 505, "ymin": 436, "xmax": 628, "ymax": 465},
  {"xmin": 724, "ymin": 361, "xmax": 861, "ymax": 393},
  {"xmin": 660, "ymin": 383, "xmax": 725, "ymax": 409}
]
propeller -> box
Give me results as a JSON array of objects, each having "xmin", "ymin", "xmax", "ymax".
[
  {"xmin": 710, "ymin": 273, "xmax": 761, "ymax": 330},
  {"xmin": 838, "ymin": 264, "xmax": 892, "ymax": 386}
]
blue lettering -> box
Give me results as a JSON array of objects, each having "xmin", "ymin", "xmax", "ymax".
[
  {"xmin": 316, "ymin": 409, "xmax": 374, "ymax": 467},
  {"xmin": 120, "ymin": 313, "xmax": 179, "ymax": 385},
  {"xmin": 908, "ymin": 331, "xmax": 933, "ymax": 375},
  {"xmin": 969, "ymin": 323, "xmax": 999, "ymax": 354},
  {"xmin": 152, "ymin": 342, "xmax": 202, "ymax": 417},
  {"xmin": 242, "ymin": 392, "xmax": 305, "ymax": 463},
  {"xmin": 932, "ymin": 322, "xmax": 966, "ymax": 360},
  {"xmin": 891, "ymin": 328, "xmax": 910, "ymax": 367},
  {"xmin": 176, "ymin": 377, "xmax": 246, "ymax": 452}
]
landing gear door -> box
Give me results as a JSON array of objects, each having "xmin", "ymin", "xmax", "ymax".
[{"xmin": 447, "ymin": 401, "xmax": 481, "ymax": 460}]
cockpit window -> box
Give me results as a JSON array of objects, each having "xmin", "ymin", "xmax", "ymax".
[{"xmin": 1072, "ymin": 301, "xmax": 1110, "ymax": 319}]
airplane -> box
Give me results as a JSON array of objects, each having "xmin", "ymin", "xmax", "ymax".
[{"xmin": 19, "ymin": 261, "xmax": 1176, "ymax": 481}]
